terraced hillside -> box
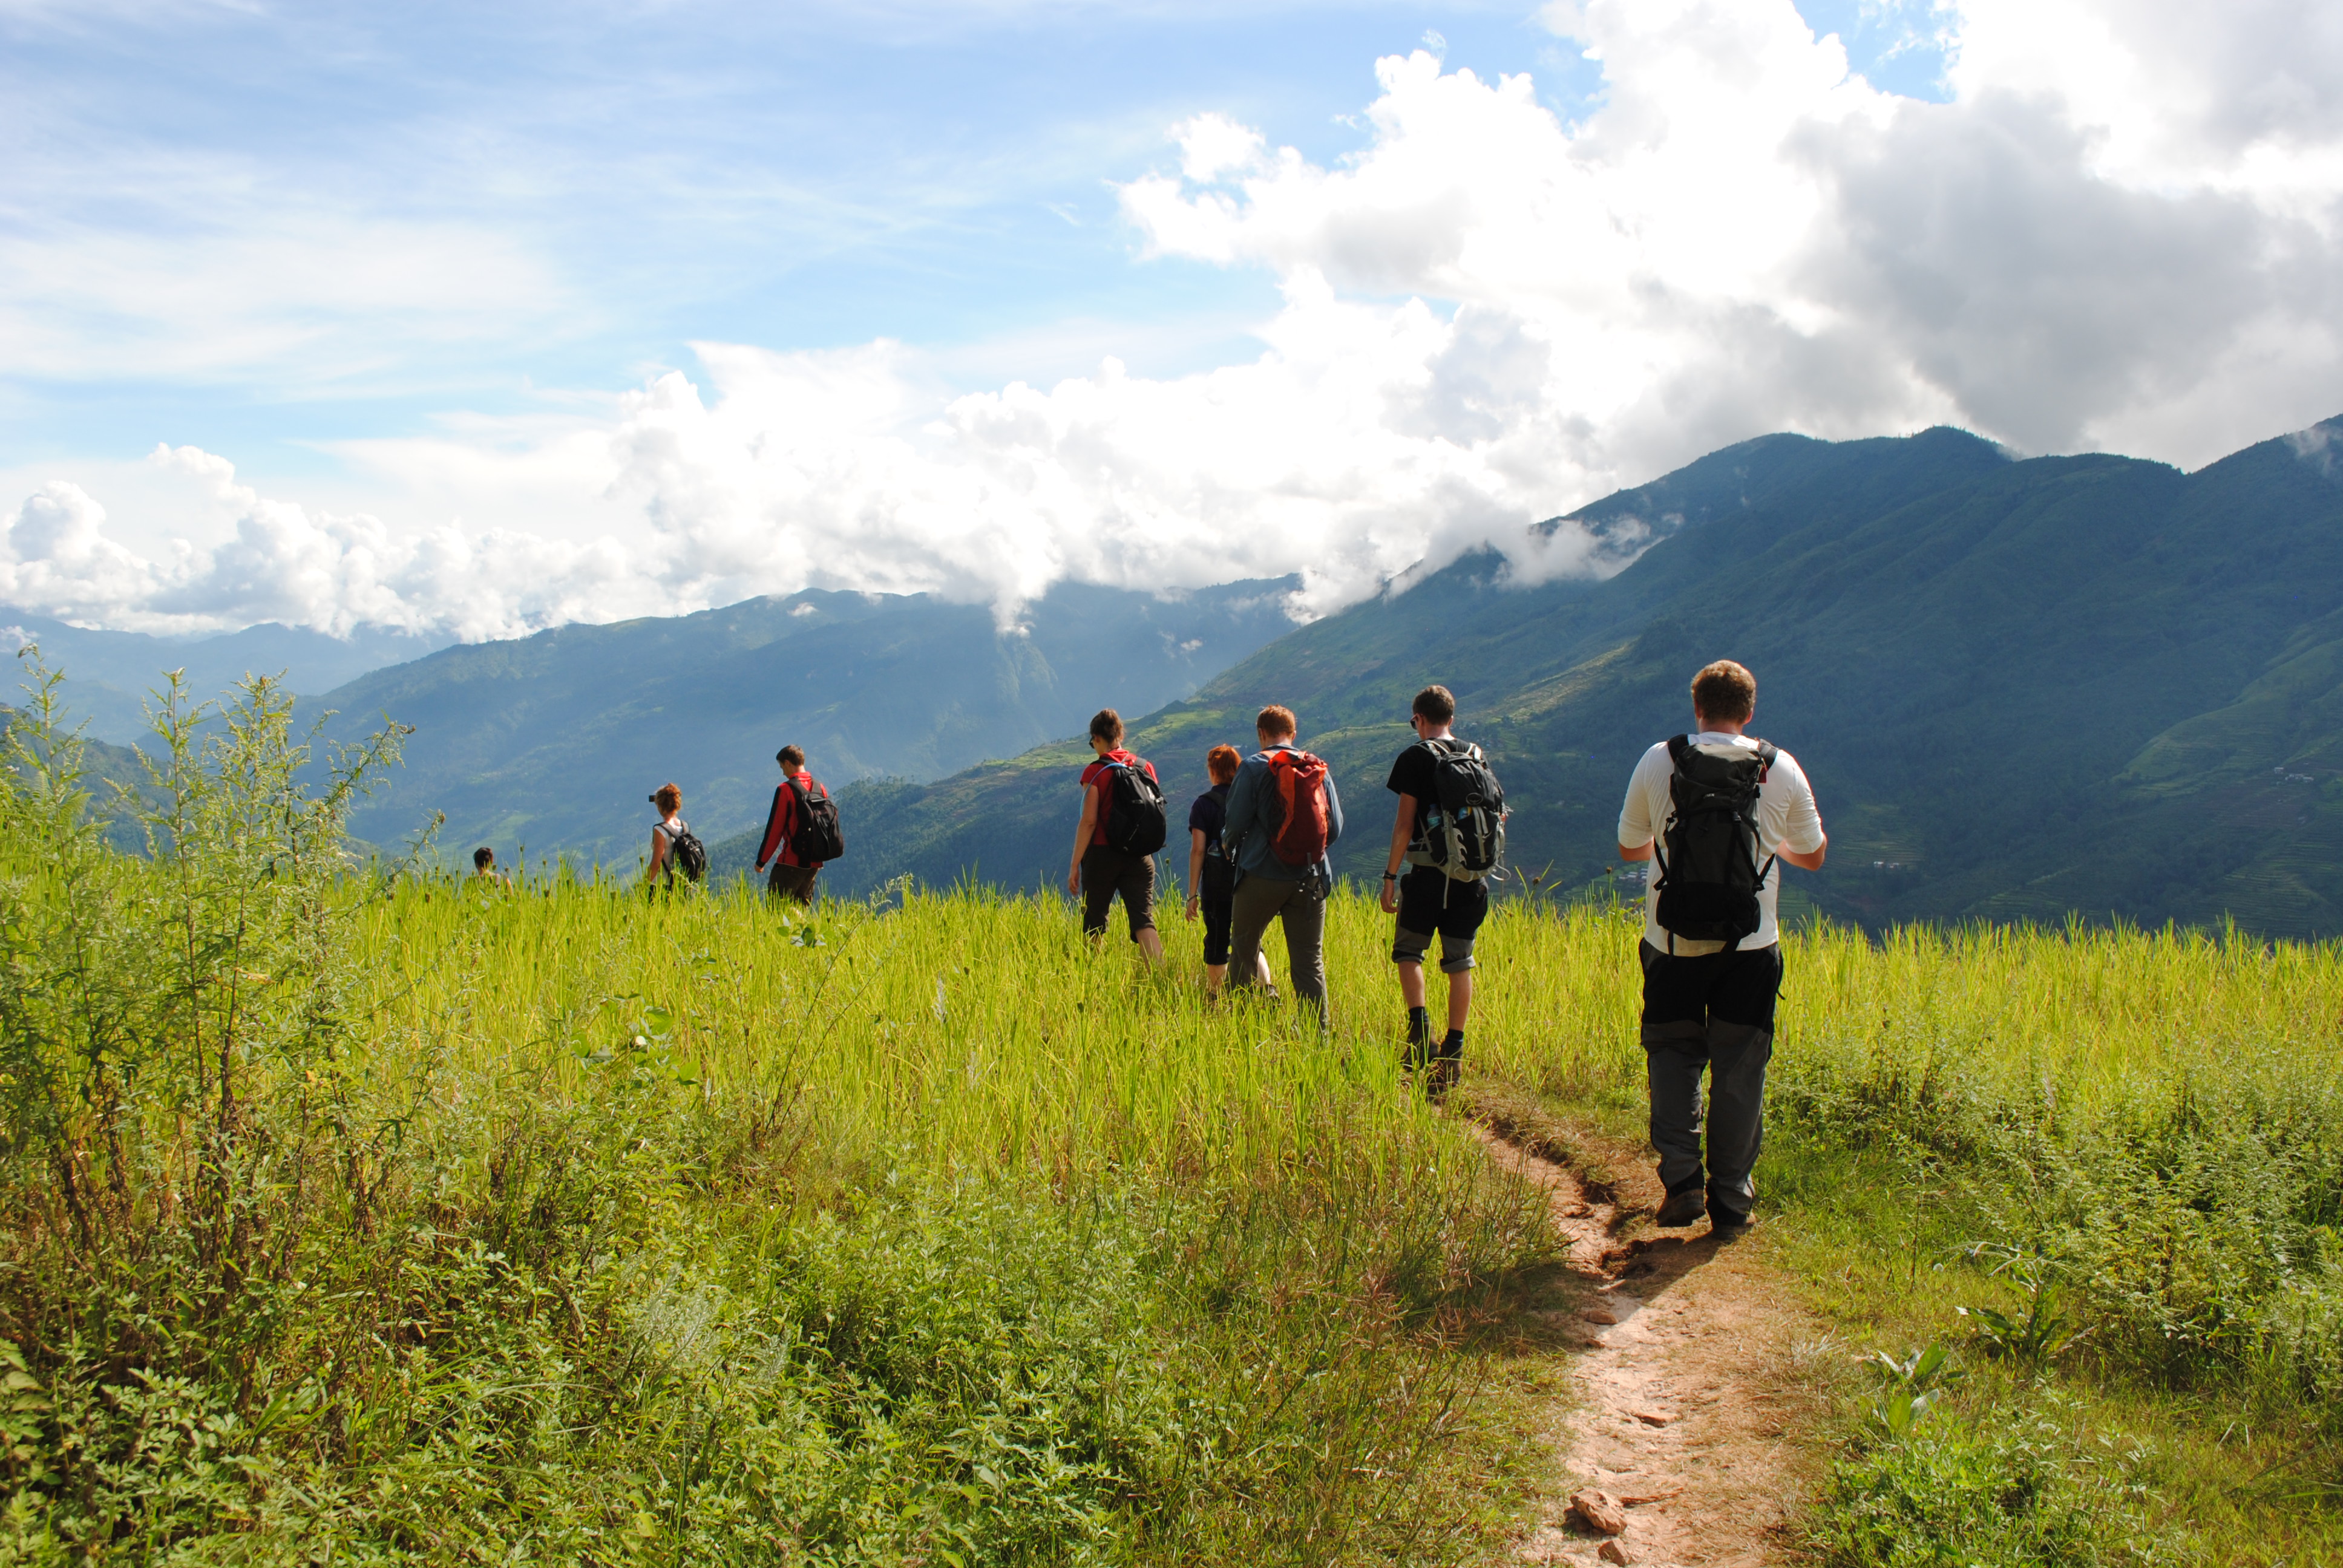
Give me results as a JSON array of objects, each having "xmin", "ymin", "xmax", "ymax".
[{"xmin": 805, "ymin": 417, "xmax": 2343, "ymax": 937}]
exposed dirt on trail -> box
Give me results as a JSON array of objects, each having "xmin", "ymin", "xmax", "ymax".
[{"xmin": 1469, "ymin": 1109, "xmax": 1828, "ymax": 1568}]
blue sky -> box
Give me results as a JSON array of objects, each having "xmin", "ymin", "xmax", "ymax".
[
  {"xmin": 5, "ymin": 0, "xmax": 2335, "ymax": 639},
  {"xmin": 2, "ymin": 0, "xmax": 1948, "ymax": 473}
]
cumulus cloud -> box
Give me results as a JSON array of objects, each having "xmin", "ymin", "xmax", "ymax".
[
  {"xmin": 0, "ymin": 446, "xmax": 650, "ymax": 641},
  {"xmin": 13, "ymin": 0, "xmax": 2343, "ymax": 641},
  {"xmin": 1124, "ymin": 0, "xmax": 2343, "ymax": 467}
]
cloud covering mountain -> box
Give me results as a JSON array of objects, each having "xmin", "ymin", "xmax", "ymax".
[{"xmin": 7, "ymin": 0, "xmax": 2341, "ymax": 641}]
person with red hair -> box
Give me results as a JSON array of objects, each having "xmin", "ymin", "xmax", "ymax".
[{"xmin": 1184, "ymin": 743, "xmax": 1269, "ymax": 992}]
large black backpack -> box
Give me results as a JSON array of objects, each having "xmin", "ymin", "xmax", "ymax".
[
  {"xmin": 660, "ymin": 820, "xmax": 709, "ymax": 884},
  {"xmin": 1653, "ymin": 735, "xmax": 1777, "ymax": 946},
  {"xmin": 787, "ymin": 778, "xmax": 846, "ymax": 862},
  {"xmin": 1404, "ymin": 738, "xmax": 1506, "ymax": 881},
  {"xmin": 1100, "ymin": 757, "xmax": 1168, "ymax": 857}
]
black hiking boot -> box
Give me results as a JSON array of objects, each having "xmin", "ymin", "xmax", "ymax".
[
  {"xmin": 1654, "ymin": 1185, "xmax": 1708, "ymax": 1229},
  {"xmin": 1403, "ymin": 1006, "xmax": 1432, "ymax": 1072},
  {"xmin": 1424, "ymin": 1030, "xmax": 1463, "ymax": 1100}
]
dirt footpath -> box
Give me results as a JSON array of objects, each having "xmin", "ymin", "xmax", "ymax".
[{"xmin": 1473, "ymin": 1115, "xmax": 1828, "ymax": 1568}]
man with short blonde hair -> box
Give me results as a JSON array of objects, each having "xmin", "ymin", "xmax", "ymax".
[
  {"xmin": 1616, "ymin": 660, "xmax": 1826, "ymax": 1235},
  {"xmin": 1221, "ymin": 704, "xmax": 1344, "ymax": 1022}
]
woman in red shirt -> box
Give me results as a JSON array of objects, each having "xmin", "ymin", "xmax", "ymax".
[{"xmin": 1067, "ymin": 708, "xmax": 1165, "ymax": 962}]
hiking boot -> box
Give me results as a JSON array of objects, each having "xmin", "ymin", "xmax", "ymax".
[
  {"xmin": 1654, "ymin": 1187, "xmax": 1708, "ymax": 1229},
  {"xmin": 1706, "ymin": 1206, "xmax": 1754, "ymax": 1238},
  {"xmin": 1402, "ymin": 1007, "xmax": 1433, "ymax": 1071},
  {"xmin": 1425, "ymin": 1057, "xmax": 1460, "ymax": 1100}
]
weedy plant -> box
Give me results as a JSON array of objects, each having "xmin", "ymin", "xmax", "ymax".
[
  {"xmin": 1956, "ymin": 1244, "xmax": 2089, "ymax": 1370},
  {"xmin": 0, "ymin": 656, "xmax": 1557, "ymax": 1564},
  {"xmin": 1863, "ymin": 1342, "xmax": 1963, "ymax": 1441}
]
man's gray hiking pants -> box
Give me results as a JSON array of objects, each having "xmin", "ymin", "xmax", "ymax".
[
  {"xmin": 1228, "ymin": 872, "xmax": 1328, "ymax": 1024},
  {"xmin": 1638, "ymin": 939, "xmax": 1784, "ymax": 1223}
]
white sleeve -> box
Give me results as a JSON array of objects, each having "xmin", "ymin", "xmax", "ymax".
[
  {"xmin": 1616, "ymin": 743, "xmax": 1669, "ymax": 849},
  {"xmin": 1760, "ymin": 751, "xmax": 1824, "ymax": 856}
]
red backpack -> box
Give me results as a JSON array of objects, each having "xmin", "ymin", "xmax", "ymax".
[{"xmin": 1263, "ymin": 749, "xmax": 1331, "ymax": 867}]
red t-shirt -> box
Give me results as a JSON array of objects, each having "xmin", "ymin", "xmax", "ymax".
[
  {"xmin": 756, "ymin": 771, "xmax": 826, "ymax": 868},
  {"xmin": 1080, "ymin": 750, "xmax": 1156, "ymax": 848}
]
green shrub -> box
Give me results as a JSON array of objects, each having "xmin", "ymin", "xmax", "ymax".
[{"xmin": 1812, "ymin": 1394, "xmax": 2172, "ymax": 1567}]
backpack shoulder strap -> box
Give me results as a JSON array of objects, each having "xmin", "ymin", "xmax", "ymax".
[
  {"xmin": 1651, "ymin": 741, "xmax": 1688, "ymax": 884},
  {"xmin": 1755, "ymin": 740, "xmax": 1778, "ymax": 777}
]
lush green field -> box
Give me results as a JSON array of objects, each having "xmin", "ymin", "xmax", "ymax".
[
  {"xmin": 2, "ymin": 670, "xmax": 2339, "ymax": 1563},
  {"xmin": 0, "ymin": 671, "xmax": 1563, "ymax": 1564},
  {"xmin": 1478, "ymin": 913, "xmax": 2343, "ymax": 1564}
]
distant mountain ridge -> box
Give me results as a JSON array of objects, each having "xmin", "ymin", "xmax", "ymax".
[
  {"xmin": 315, "ymin": 578, "xmax": 1305, "ymax": 867},
  {"xmin": 0, "ymin": 610, "xmax": 447, "ymax": 742},
  {"xmin": 810, "ymin": 417, "xmax": 2343, "ymax": 939}
]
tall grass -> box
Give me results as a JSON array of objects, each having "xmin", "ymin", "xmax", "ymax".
[
  {"xmin": 0, "ymin": 662, "xmax": 1555, "ymax": 1564},
  {"xmin": 4, "ymin": 650, "xmax": 2338, "ymax": 1560}
]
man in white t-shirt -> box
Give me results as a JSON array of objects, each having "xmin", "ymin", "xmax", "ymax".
[{"xmin": 1616, "ymin": 659, "xmax": 1826, "ymax": 1235}]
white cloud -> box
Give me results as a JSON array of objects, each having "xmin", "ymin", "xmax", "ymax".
[
  {"xmin": 11, "ymin": 0, "xmax": 2343, "ymax": 642},
  {"xmin": 1121, "ymin": 1, "xmax": 2343, "ymax": 466},
  {"xmin": 0, "ymin": 445, "xmax": 651, "ymax": 641},
  {"xmin": 0, "ymin": 165, "xmax": 575, "ymax": 387}
]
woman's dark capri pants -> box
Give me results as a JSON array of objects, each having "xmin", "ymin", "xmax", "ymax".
[
  {"xmin": 1199, "ymin": 854, "xmax": 1236, "ymax": 966},
  {"xmin": 1081, "ymin": 844, "xmax": 1157, "ymax": 941}
]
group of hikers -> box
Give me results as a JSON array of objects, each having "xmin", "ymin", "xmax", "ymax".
[
  {"xmin": 482, "ymin": 657, "xmax": 1826, "ymax": 1235},
  {"xmin": 1067, "ymin": 689, "xmax": 1504, "ymax": 1094},
  {"xmin": 1065, "ymin": 658, "xmax": 1828, "ymax": 1233}
]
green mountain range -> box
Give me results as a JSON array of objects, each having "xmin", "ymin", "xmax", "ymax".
[
  {"xmin": 798, "ymin": 417, "xmax": 2343, "ymax": 939},
  {"xmin": 0, "ymin": 610, "xmax": 443, "ymax": 743},
  {"xmin": 313, "ymin": 579, "xmax": 1302, "ymax": 867}
]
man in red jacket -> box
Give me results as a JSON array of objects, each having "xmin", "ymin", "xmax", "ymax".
[{"xmin": 755, "ymin": 745, "xmax": 831, "ymax": 904}]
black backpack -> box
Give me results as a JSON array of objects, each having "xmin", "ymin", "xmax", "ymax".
[
  {"xmin": 1404, "ymin": 738, "xmax": 1507, "ymax": 881},
  {"xmin": 1652, "ymin": 735, "xmax": 1778, "ymax": 946},
  {"xmin": 660, "ymin": 820, "xmax": 708, "ymax": 884},
  {"xmin": 787, "ymin": 778, "xmax": 846, "ymax": 862},
  {"xmin": 1100, "ymin": 757, "xmax": 1168, "ymax": 857}
]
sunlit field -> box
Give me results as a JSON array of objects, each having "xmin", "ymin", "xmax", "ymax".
[{"xmin": 2, "ymin": 675, "xmax": 2338, "ymax": 1563}]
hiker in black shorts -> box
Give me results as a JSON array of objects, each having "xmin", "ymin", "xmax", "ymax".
[
  {"xmin": 1616, "ymin": 660, "xmax": 1826, "ymax": 1235},
  {"xmin": 1068, "ymin": 708, "xmax": 1167, "ymax": 962},
  {"xmin": 1184, "ymin": 743, "xmax": 1269, "ymax": 992},
  {"xmin": 1381, "ymin": 684, "xmax": 1498, "ymax": 1096}
]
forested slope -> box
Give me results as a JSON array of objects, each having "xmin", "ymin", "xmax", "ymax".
[
  {"xmin": 315, "ymin": 579, "xmax": 1300, "ymax": 866},
  {"xmin": 814, "ymin": 417, "xmax": 2343, "ymax": 937}
]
